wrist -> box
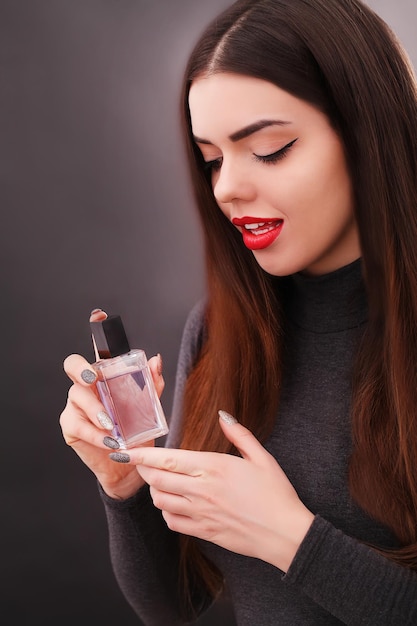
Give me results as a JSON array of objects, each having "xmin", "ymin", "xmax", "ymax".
[
  {"xmin": 281, "ymin": 508, "xmax": 315, "ymax": 572},
  {"xmin": 99, "ymin": 472, "xmax": 146, "ymax": 500},
  {"xmin": 268, "ymin": 506, "xmax": 315, "ymax": 573}
]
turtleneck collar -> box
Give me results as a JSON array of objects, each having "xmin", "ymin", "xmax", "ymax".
[{"xmin": 277, "ymin": 258, "xmax": 368, "ymax": 334}]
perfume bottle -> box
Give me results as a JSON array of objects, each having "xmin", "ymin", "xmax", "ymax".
[{"xmin": 90, "ymin": 314, "xmax": 169, "ymax": 449}]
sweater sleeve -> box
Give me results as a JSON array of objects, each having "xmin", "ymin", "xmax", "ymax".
[
  {"xmin": 283, "ymin": 515, "xmax": 417, "ymax": 625},
  {"xmin": 98, "ymin": 300, "xmax": 210, "ymax": 625}
]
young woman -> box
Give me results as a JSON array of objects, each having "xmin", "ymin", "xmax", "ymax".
[{"xmin": 60, "ymin": 0, "xmax": 417, "ymax": 623}]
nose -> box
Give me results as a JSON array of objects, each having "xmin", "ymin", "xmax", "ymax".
[{"xmin": 212, "ymin": 158, "xmax": 256, "ymax": 205}]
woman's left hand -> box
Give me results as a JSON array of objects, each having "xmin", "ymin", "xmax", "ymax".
[{"xmin": 110, "ymin": 411, "xmax": 314, "ymax": 573}]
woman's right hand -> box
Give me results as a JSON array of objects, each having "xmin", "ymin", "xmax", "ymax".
[{"xmin": 59, "ymin": 309, "xmax": 165, "ymax": 500}]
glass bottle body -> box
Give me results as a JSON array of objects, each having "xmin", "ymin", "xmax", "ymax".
[{"xmin": 92, "ymin": 349, "xmax": 168, "ymax": 449}]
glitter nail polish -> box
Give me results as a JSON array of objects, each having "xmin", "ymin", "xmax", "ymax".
[
  {"xmin": 109, "ymin": 452, "xmax": 130, "ymax": 463},
  {"xmin": 218, "ymin": 410, "xmax": 238, "ymax": 425},
  {"xmin": 97, "ymin": 411, "xmax": 114, "ymax": 430},
  {"xmin": 103, "ymin": 436, "xmax": 120, "ymax": 449},
  {"xmin": 81, "ymin": 369, "xmax": 97, "ymax": 384}
]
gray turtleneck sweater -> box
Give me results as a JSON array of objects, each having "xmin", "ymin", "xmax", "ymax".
[{"xmin": 100, "ymin": 260, "xmax": 417, "ymax": 625}]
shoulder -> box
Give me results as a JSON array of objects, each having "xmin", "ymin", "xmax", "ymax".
[
  {"xmin": 178, "ymin": 297, "xmax": 207, "ymax": 374},
  {"xmin": 167, "ymin": 298, "xmax": 208, "ymax": 446},
  {"xmin": 183, "ymin": 298, "xmax": 207, "ymax": 343}
]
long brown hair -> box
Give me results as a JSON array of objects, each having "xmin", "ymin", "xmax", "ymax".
[{"xmin": 176, "ymin": 0, "xmax": 417, "ymax": 615}]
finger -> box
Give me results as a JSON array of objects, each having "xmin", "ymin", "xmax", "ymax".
[
  {"xmin": 89, "ymin": 308, "xmax": 108, "ymax": 360},
  {"xmin": 60, "ymin": 398, "xmax": 113, "ymax": 448},
  {"xmin": 89, "ymin": 308, "xmax": 108, "ymax": 323},
  {"xmin": 109, "ymin": 446, "xmax": 206, "ymax": 477},
  {"xmin": 161, "ymin": 510, "xmax": 198, "ymax": 536},
  {"xmin": 149, "ymin": 486, "xmax": 192, "ymax": 516},
  {"xmin": 218, "ymin": 410, "xmax": 267, "ymax": 463},
  {"xmin": 67, "ymin": 383, "xmax": 114, "ymax": 431},
  {"xmin": 138, "ymin": 464, "xmax": 194, "ymax": 497},
  {"xmin": 63, "ymin": 353, "xmax": 97, "ymax": 386},
  {"xmin": 148, "ymin": 354, "xmax": 165, "ymax": 398}
]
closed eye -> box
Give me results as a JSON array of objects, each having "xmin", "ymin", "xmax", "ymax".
[
  {"xmin": 202, "ymin": 137, "xmax": 298, "ymax": 172},
  {"xmin": 254, "ymin": 137, "xmax": 298, "ymax": 164},
  {"xmin": 203, "ymin": 157, "xmax": 223, "ymax": 172}
]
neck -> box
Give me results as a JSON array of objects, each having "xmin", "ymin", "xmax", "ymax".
[{"xmin": 277, "ymin": 259, "xmax": 367, "ymax": 333}]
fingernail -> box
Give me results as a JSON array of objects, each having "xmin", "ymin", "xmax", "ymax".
[
  {"xmin": 103, "ymin": 436, "xmax": 120, "ymax": 450},
  {"xmin": 90, "ymin": 308, "xmax": 103, "ymax": 315},
  {"xmin": 109, "ymin": 452, "xmax": 130, "ymax": 463},
  {"xmin": 97, "ymin": 411, "xmax": 113, "ymax": 430},
  {"xmin": 218, "ymin": 410, "xmax": 238, "ymax": 425},
  {"xmin": 156, "ymin": 353, "xmax": 163, "ymax": 377},
  {"xmin": 81, "ymin": 369, "xmax": 97, "ymax": 384}
]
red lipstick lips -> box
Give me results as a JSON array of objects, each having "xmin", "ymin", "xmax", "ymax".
[{"xmin": 232, "ymin": 217, "xmax": 284, "ymax": 251}]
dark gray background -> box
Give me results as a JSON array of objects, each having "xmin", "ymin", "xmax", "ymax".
[{"xmin": 1, "ymin": 1, "xmax": 415, "ymax": 624}]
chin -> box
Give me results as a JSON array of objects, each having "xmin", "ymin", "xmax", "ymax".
[{"xmin": 253, "ymin": 253, "xmax": 304, "ymax": 277}]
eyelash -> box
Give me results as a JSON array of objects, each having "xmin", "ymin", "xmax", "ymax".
[
  {"xmin": 203, "ymin": 137, "xmax": 298, "ymax": 172},
  {"xmin": 254, "ymin": 137, "xmax": 299, "ymax": 164}
]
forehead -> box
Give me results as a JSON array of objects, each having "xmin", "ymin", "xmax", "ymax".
[{"xmin": 188, "ymin": 72, "xmax": 318, "ymax": 136}]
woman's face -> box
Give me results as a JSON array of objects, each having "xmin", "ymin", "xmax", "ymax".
[{"xmin": 189, "ymin": 72, "xmax": 360, "ymax": 276}]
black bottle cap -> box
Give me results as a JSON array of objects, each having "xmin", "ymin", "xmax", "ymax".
[{"xmin": 90, "ymin": 314, "xmax": 131, "ymax": 359}]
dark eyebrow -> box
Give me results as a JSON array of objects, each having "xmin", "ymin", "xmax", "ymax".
[{"xmin": 193, "ymin": 119, "xmax": 291, "ymax": 145}]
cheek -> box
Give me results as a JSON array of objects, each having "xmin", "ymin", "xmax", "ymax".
[
  {"xmin": 294, "ymin": 149, "xmax": 352, "ymax": 219},
  {"xmin": 209, "ymin": 172, "xmax": 223, "ymax": 203},
  {"xmin": 323, "ymin": 156, "xmax": 353, "ymax": 218},
  {"xmin": 215, "ymin": 198, "xmax": 229, "ymax": 218},
  {"xmin": 211, "ymin": 174, "xmax": 220, "ymax": 199}
]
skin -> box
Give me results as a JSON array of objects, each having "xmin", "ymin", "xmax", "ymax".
[
  {"xmin": 60, "ymin": 73, "xmax": 362, "ymax": 574},
  {"xmin": 61, "ymin": 309, "xmax": 162, "ymax": 501},
  {"xmin": 189, "ymin": 72, "xmax": 361, "ymax": 276},
  {"xmin": 61, "ymin": 347, "xmax": 312, "ymax": 572}
]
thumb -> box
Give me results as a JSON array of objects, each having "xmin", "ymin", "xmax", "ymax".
[
  {"xmin": 218, "ymin": 410, "xmax": 266, "ymax": 462},
  {"xmin": 148, "ymin": 353, "xmax": 165, "ymax": 398}
]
